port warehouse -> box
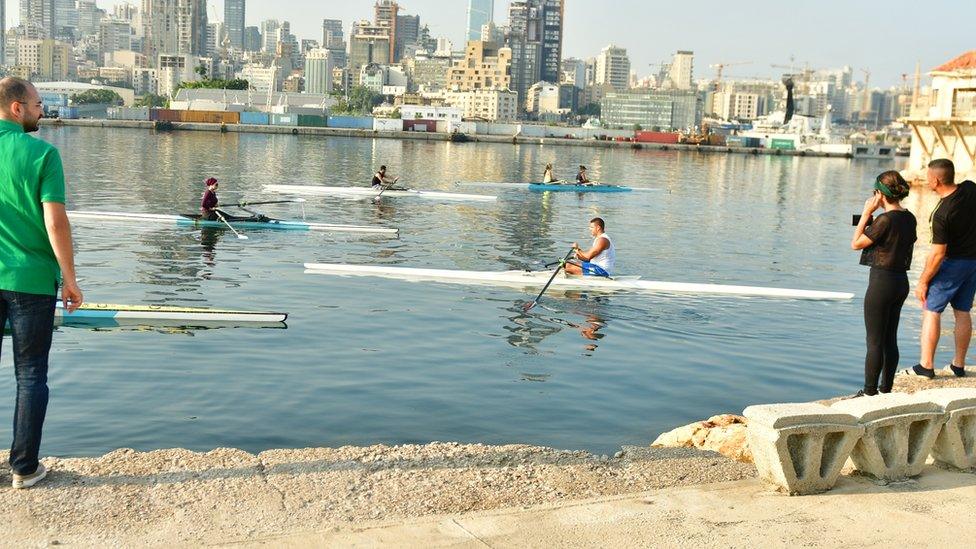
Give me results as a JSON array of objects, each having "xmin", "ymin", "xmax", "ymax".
[{"xmin": 105, "ymin": 107, "xmax": 732, "ymax": 145}]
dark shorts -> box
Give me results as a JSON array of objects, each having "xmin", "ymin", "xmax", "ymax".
[
  {"xmin": 581, "ymin": 262, "xmax": 610, "ymax": 277},
  {"xmin": 926, "ymin": 258, "xmax": 976, "ymax": 313}
]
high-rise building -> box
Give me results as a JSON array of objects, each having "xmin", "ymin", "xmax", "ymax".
[
  {"xmin": 595, "ymin": 45, "xmax": 629, "ymax": 91},
  {"xmin": 321, "ymin": 19, "xmax": 346, "ymax": 67},
  {"xmin": 113, "ymin": 3, "xmax": 138, "ymax": 22},
  {"xmin": 142, "ymin": 0, "xmax": 208, "ymax": 64},
  {"xmin": 373, "ymin": 0, "xmax": 399, "ymax": 63},
  {"xmin": 99, "ymin": 18, "xmax": 133, "ymax": 60},
  {"xmin": 260, "ymin": 19, "xmax": 280, "ymax": 53},
  {"xmin": 54, "ymin": 0, "xmax": 78, "ymax": 40},
  {"xmin": 349, "ymin": 20, "xmax": 392, "ymax": 84},
  {"xmin": 507, "ymin": 0, "xmax": 563, "ymax": 110},
  {"xmin": 447, "ymin": 40, "xmax": 511, "ymax": 92},
  {"xmin": 205, "ymin": 21, "xmax": 223, "ymax": 57},
  {"xmin": 243, "ymin": 26, "xmax": 261, "ymax": 52},
  {"xmin": 1, "ymin": 1, "xmax": 5, "ymax": 65},
  {"xmin": 668, "ymin": 50, "xmax": 694, "ymax": 90},
  {"xmin": 224, "ymin": 0, "xmax": 245, "ymax": 50},
  {"xmin": 561, "ymin": 57, "xmax": 586, "ymax": 89},
  {"xmin": 466, "ymin": 0, "xmax": 493, "ymax": 41},
  {"xmin": 395, "ymin": 14, "xmax": 420, "ymax": 61},
  {"xmin": 304, "ymin": 48, "xmax": 334, "ymax": 94},
  {"xmin": 77, "ymin": 1, "xmax": 106, "ymax": 37},
  {"xmin": 21, "ymin": 0, "xmax": 56, "ymax": 38}
]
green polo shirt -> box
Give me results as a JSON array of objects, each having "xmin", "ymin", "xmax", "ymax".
[{"xmin": 0, "ymin": 119, "xmax": 66, "ymax": 296}]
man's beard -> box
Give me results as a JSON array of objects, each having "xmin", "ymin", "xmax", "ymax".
[{"xmin": 23, "ymin": 116, "xmax": 40, "ymax": 133}]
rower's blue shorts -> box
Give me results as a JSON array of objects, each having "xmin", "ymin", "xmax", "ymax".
[
  {"xmin": 926, "ymin": 258, "xmax": 976, "ymax": 313},
  {"xmin": 581, "ymin": 263, "xmax": 610, "ymax": 277}
]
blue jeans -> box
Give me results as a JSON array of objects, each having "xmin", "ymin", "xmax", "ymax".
[{"xmin": 1, "ymin": 290, "xmax": 56, "ymax": 475}]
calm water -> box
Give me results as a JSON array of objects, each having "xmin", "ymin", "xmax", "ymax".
[{"xmin": 0, "ymin": 127, "xmax": 937, "ymax": 456}]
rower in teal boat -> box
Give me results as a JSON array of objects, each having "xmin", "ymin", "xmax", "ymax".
[
  {"xmin": 200, "ymin": 177, "xmax": 220, "ymax": 221},
  {"xmin": 564, "ymin": 217, "xmax": 615, "ymax": 277},
  {"xmin": 542, "ymin": 163, "xmax": 559, "ymax": 184},
  {"xmin": 576, "ymin": 165, "xmax": 591, "ymax": 185}
]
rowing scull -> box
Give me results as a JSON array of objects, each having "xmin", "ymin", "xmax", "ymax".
[
  {"xmin": 456, "ymin": 182, "xmax": 658, "ymax": 193},
  {"xmin": 264, "ymin": 184, "xmax": 497, "ymax": 202},
  {"xmin": 303, "ymin": 263, "xmax": 854, "ymax": 301},
  {"xmin": 56, "ymin": 303, "xmax": 288, "ymax": 323},
  {"xmin": 68, "ymin": 211, "xmax": 399, "ymax": 236}
]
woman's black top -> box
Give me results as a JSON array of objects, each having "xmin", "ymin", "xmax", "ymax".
[{"xmin": 860, "ymin": 210, "xmax": 918, "ymax": 272}]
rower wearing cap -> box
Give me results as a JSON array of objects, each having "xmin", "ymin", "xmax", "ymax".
[
  {"xmin": 576, "ymin": 165, "xmax": 591, "ymax": 185},
  {"xmin": 371, "ymin": 166, "xmax": 399, "ymax": 190},
  {"xmin": 201, "ymin": 177, "xmax": 220, "ymax": 220},
  {"xmin": 565, "ymin": 217, "xmax": 615, "ymax": 277}
]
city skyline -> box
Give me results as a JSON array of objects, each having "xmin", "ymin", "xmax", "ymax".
[{"xmin": 4, "ymin": 0, "xmax": 973, "ymax": 88}]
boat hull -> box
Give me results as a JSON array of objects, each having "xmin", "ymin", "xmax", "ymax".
[
  {"xmin": 68, "ymin": 211, "xmax": 398, "ymax": 236},
  {"xmin": 303, "ymin": 263, "xmax": 854, "ymax": 301},
  {"xmin": 264, "ymin": 184, "xmax": 497, "ymax": 202},
  {"xmin": 56, "ymin": 303, "xmax": 288, "ymax": 323}
]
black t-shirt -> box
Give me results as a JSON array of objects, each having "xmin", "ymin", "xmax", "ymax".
[
  {"xmin": 861, "ymin": 210, "xmax": 917, "ymax": 272},
  {"xmin": 932, "ymin": 180, "xmax": 976, "ymax": 259},
  {"xmin": 371, "ymin": 174, "xmax": 382, "ymax": 186}
]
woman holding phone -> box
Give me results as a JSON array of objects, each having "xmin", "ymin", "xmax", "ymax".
[{"xmin": 851, "ymin": 171, "xmax": 917, "ymax": 396}]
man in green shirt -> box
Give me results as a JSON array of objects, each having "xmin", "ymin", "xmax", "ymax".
[{"xmin": 0, "ymin": 77, "xmax": 82, "ymax": 489}]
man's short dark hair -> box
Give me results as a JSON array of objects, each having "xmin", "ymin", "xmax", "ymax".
[
  {"xmin": 928, "ymin": 158, "xmax": 955, "ymax": 185},
  {"xmin": 0, "ymin": 77, "xmax": 32, "ymax": 113},
  {"xmin": 590, "ymin": 217, "xmax": 605, "ymax": 231}
]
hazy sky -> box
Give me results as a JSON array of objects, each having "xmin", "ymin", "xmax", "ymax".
[{"xmin": 6, "ymin": 0, "xmax": 973, "ymax": 86}]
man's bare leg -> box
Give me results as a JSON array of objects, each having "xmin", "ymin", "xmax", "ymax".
[
  {"xmin": 920, "ymin": 310, "xmax": 942, "ymax": 371},
  {"xmin": 953, "ymin": 308, "xmax": 972, "ymax": 368}
]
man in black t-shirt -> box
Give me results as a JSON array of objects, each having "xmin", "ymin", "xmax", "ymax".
[{"xmin": 906, "ymin": 159, "xmax": 976, "ymax": 379}]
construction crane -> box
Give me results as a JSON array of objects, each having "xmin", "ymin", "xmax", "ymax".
[{"xmin": 709, "ymin": 62, "xmax": 752, "ymax": 82}]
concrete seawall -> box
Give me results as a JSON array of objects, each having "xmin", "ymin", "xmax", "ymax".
[{"xmin": 40, "ymin": 118, "xmax": 856, "ymax": 158}]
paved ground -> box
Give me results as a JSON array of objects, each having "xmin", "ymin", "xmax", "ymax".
[{"xmin": 238, "ymin": 467, "xmax": 976, "ymax": 548}]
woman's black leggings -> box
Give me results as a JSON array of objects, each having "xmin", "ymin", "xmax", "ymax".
[{"xmin": 863, "ymin": 268, "xmax": 910, "ymax": 394}]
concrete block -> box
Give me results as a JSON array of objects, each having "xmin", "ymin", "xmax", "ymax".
[
  {"xmin": 916, "ymin": 388, "xmax": 976, "ymax": 470},
  {"xmin": 832, "ymin": 393, "xmax": 946, "ymax": 481},
  {"xmin": 743, "ymin": 403, "xmax": 862, "ymax": 495}
]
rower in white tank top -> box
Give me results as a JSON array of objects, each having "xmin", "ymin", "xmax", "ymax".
[{"xmin": 564, "ymin": 218, "xmax": 615, "ymax": 277}]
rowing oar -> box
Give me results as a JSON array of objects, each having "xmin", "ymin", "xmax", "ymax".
[
  {"xmin": 234, "ymin": 199, "xmax": 307, "ymax": 208},
  {"xmin": 523, "ymin": 248, "xmax": 576, "ymax": 312},
  {"xmin": 372, "ymin": 177, "xmax": 400, "ymax": 204},
  {"xmin": 214, "ymin": 209, "xmax": 249, "ymax": 240}
]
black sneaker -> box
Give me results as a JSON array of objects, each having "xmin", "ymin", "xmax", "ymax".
[
  {"xmin": 947, "ymin": 364, "xmax": 967, "ymax": 378},
  {"xmin": 899, "ymin": 364, "xmax": 936, "ymax": 379}
]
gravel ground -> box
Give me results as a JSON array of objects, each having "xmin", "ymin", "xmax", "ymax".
[{"xmin": 0, "ymin": 443, "xmax": 754, "ymax": 546}]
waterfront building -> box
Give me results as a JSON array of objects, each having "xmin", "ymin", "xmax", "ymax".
[
  {"xmin": 239, "ymin": 61, "xmax": 283, "ymax": 93},
  {"xmin": 903, "ymin": 50, "xmax": 976, "ymax": 180},
  {"xmin": 447, "ymin": 40, "xmax": 512, "ymax": 92},
  {"xmin": 668, "ymin": 50, "xmax": 694, "ymax": 90},
  {"xmin": 466, "ymin": 0, "xmax": 494, "ymax": 41},
  {"xmin": 171, "ymin": 88, "xmax": 335, "ymax": 112},
  {"xmin": 524, "ymin": 81, "xmax": 561, "ymax": 114},
  {"xmin": 595, "ymin": 45, "xmax": 629, "ymax": 91},
  {"xmin": 349, "ymin": 20, "xmax": 393, "ymax": 85},
  {"xmin": 224, "ymin": 0, "xmax": 245, "ymax": 50},
  {"xmin": 399, "ymin": 104, "xmax": 463, "ymax": 122},
  {"xmin": 403, "ymin": 53, "xmax": 453, "ymax": 91},
  {"xmin": 601, "ymin": 89, "xmax": 701, "ymax": 130},
  {"xmin": 243, "ymin": 26, "xmax": 261, "ymax": 52},
  {"xmin": 34, "ymin": 81, "xmax": 135, "ymax": 105},
  {"xmin": 444, "ymin": 88, "xmax": 518, "ymax": 121},
  {"xmin": 506, "ymin": 0, "xmax": 563, "ymax": 112}
]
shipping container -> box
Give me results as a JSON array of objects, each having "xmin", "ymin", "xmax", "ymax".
[
  {"xmin": 270, "ymin": 114, "xmax": 299, "ymax": 126},
  {"xmin": 403, "ymin": 120, "xmax": 437, "ymax": 132},
  {"xmin": 769, "ymin": 138, "xmax": 796, "ymax": 151},
  {"xmin": 151, "ymin": 108, "xmax": 184, "ymax": 122},
  {"xmin": 108, "ymin": 107, "xmax": 151, "ymax": 121},
  {"xmin": 726, "ymin": 136, "xmax": 761, "ymax": 148},
  {"xmin": 181, "ymin": 110, "xmax": 240, "ymax": 124},
  {"xmin": 297, "ymin": 114, "xmax": 328, "ymax": 127},
  {"xmin": 57, "ymin": 106, "xmax": 80, "ymax": 119},
  {"xmin": 635, "ymin": 131, "xmax": 680, "ymax": 144},
  {"xmin": 239, "ymin": 111, "xmax": 270, "ymax": 125},
  {"xmin": 374, "ymin": 118, "xmax": 404, "ymax": 132},
  {"xmin": 706, "ymin": 134, "xmax": 726, "ymax": 146},
  {"xmin": 328, "ymin": 115, "xmax": 374, "ymax": 129}
]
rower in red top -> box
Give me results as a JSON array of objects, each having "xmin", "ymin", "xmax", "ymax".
[{"xmin": 201, "ymin": 177, "xmax": 220, "ymax": 220}]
